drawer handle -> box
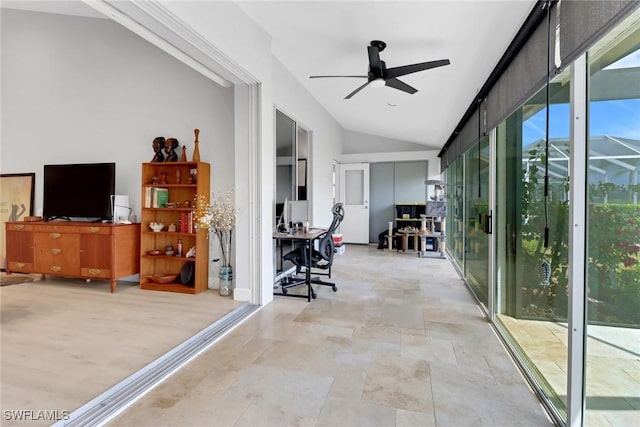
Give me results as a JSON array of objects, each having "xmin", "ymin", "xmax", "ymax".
[
  {"xmin": 50, "ymin": 266, "xmax": 62, "ymax": 272},
  {"xmin": 50, "ymin": 232, "xmax": 61, "ymax": 239},
  {"xmin": 88, "ymin": 269, "xmax": 102, "ymax": 276},
  {"xmin": 89, "ymin": 227, "xmax": 100, "ymax": 233},
  {"xmin": 15, "ymin": 262, "xmax": 25, "ymax": 268},
  {"xmin": 14, "ymin": 224, "xmax": 25, "ymax": 231},
  {"xmin": 50, "ymin": 248, "xmax": 62, "ymax": 255}
]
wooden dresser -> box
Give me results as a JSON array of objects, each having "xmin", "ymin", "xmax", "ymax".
[{"xmin": 5, "ymin": 221, "xmax": 140, "ymax": 292}]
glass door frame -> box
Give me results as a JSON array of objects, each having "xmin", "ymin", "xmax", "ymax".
[
  {"xmin": 460, "ymin": 57, "xmax": 589, "ymax": 426},
  {"xmin": 274, "ymin": 108, "xmax": 312, "ymax": 223}
]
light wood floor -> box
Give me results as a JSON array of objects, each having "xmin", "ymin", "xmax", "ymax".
[{"xmin": 1, "ymin": 275, "xmax": 243, "ymax": 426}]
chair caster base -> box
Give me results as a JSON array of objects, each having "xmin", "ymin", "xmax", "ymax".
[
  {"xmin": 332, "ymin": 285, "xmax": 337, "ymax": 292},
  {"xmin": 312, "ymin": 291, "xmax": 317, "ymax": 299}
]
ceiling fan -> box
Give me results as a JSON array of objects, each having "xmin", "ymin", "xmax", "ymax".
[{"xmin": 310, "ymin": 40, "xmax": 450, "ymax": 99}]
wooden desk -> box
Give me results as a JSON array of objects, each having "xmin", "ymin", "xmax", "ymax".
[{"xmin": 273, "ymin": 228, "xmax": 326, "ymax": 302}]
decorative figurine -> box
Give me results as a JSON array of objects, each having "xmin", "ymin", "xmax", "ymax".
[
  {"xmin": 192, "ymin": 129, "xmax": 201, "ymax": 162},
  {"xmin": 180, "ymin": 146, "xmax": 187, "ymax": 162},
  {"xmin": 160, "ymin": 171, "xmax": 168, "ymax": 185},
  {"xmin": 151, "ymin": 137, "xmax": 165, "ymax": 162},
  {"xmin": 164, "ymin": 138, "xmax": 179, "ymax": 162}
]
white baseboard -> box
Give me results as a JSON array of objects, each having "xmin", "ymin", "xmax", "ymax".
[{"xmin": 233, "ymin": 287, "xmax": 251, "ymax": 301}]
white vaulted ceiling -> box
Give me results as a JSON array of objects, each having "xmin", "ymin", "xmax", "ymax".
[{"xmin": 236, "ymin": 0, "xmax": 537, "ymax": 148}]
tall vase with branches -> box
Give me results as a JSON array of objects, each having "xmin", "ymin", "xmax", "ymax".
[{"xmin": 193, "ymin": 189, "xmax": 236, "ymax": 296}]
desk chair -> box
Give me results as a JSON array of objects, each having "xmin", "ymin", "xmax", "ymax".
[{"xmin": 281, "ymin": 203, "xmax": 344, "ymax": 299}]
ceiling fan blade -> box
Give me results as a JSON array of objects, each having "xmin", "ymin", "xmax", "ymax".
[
  {"xmin": 310, "ymin": 75, "xmax": 368, "ymax": 79},
  {"xmin": 385, "ymin": 78, "xmax": 418, "ymax": 95},
  {"xmin": 385, "ymin": 59, "xmax": 450, "ymax": 79},
  {"xmin": 368, "ymin": 45, "xmax": 383, "ymax": 76},
  {"xmin": 344, "ymin": 80, "xmax": 372, "ymax": 99}
]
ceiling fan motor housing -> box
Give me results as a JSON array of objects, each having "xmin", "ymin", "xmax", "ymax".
[{"xmin": 370, "ymin": 40, "xmax": 387, "ymax": 52}]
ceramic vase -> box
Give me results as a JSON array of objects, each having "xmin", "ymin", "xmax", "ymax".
[{"xmin": 192, "ymin": 128, "xmax": 201, "ymax": 162}]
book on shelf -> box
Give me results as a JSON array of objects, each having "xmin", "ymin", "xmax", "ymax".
[
  {"xmin": 180, "ymin": 212, "xmax": 187, "ymax": 233},
  {"xmin": 145, "ymin": 187, "xmax": 169, "ymax": 208},
  {"xmin": 144, "ymin": 187, "xmax": 152, "ymax": 208},
  {"xmin": 155, "ymin": 188, "xmax": 169, "ymax": 208}
]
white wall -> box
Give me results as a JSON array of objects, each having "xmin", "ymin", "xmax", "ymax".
[
  {"xmin": 344, "ymin": 129, "xmax": 431, "ymax": 154},
  {"xmin": 0, "ymin": 9, "xmax": 234, "ymax": 219}
]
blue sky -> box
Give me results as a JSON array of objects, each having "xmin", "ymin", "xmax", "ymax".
[
  {"xmin": 523, "ymin": 99, "xmax": 640, "ymax": 146},
  {"xmin": 523, "ymin": 50, "xmax": 640, "ymax": 146}
]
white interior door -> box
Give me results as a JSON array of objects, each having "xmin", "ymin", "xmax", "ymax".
[{"xmin": 339, "ymin": 163, "xmax": 370, "ymax": 244}]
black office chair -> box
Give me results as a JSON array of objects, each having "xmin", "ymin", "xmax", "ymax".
[{"xmin": 281, "ymin": 203, "xmax": 344, "ymax": 298}]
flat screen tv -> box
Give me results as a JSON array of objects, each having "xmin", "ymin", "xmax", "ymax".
[{"xmin": 43, "ymin": 162, "xmax": 116, "ymax": 221}]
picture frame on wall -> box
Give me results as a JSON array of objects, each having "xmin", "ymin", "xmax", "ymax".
[{"xmin": 0, "ymin": 173, "xmax": 35, "ymax": 270}]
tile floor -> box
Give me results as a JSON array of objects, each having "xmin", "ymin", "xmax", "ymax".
[{"xmin": 108, "ymin": 245, "xmax": 552, "ymax": 426}]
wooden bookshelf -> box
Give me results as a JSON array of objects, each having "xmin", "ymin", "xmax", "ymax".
[{"xmin": 139, "ymin": 162, "xmax": 210, "ymax": 294}]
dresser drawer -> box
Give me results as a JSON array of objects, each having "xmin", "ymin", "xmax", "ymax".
[
  {"xmin": 7, "ymin": 261, "xmax": 34, "ymax": 273},
  {"xmin": 80, "ymin": 226, "xmax": 111, "ymax": 235},
  {"xmin": 35, "ymin": 231, "xmax": 79, "ymax": 245},
  {"xmin": 6, "ymin": 223, "xmax": 33, "ymax": 232},
  {"xmin": 81, "ymin": 267, "xmax": 112, "ymax": 279},
  {"xmin": 38, "ymin": 264, "xmax": 80, "ymax": 275},
  {"xmin": 35, "ymin": 224, "xmax": 80, "ymax": 233}
]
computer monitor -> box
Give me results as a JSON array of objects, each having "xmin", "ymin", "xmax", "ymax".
[{"xmin": 288, "ymin": 200, "xmax": 308, "ymax": 225}]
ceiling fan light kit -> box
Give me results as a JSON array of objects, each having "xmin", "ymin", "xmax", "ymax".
[
  {"xmin": 370, "ymin": 78, "xmax": 386, "ymax": 88},
  {"xmin": 310, "ymin": 40, "xmax": 450, "ymax": 99}
]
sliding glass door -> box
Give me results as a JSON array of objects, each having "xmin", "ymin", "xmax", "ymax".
[
  {"xmin": 446, "ymin": 157, "xmax": 464, "ymax": 270},
  {"xmin": 585, "ymin": 10, "xmax": 640, "ymax": 425},
  {"xmin": 464, "ymin": 137, "xmax": 490, "ymax": 308},
  {"xmin": 494, "ymin": 67, "xmax": 572, "ymax": 419}
]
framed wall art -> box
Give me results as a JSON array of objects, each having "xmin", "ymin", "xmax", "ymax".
[{"xmin": 1, "ymin": 173, "xmax": 35, "ymax": 270}]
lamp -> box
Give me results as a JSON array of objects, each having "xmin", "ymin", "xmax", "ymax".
[{"xmin": 370, "ymin": 78, "xmax": 386, "ymax": 88}]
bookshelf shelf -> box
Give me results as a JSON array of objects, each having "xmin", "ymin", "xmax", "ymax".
[
  {"xmin": 140, "ymin": 162, "xmax": 210, "ymax": 294},
  {"xmin": 142, "ymin": 184, "xmax": 197, "ymax": 187},
  {"xmin": 141, "ymin": 231, "xmax": 196, "ymax": 236}
]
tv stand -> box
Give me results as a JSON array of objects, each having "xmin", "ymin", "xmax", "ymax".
[{"xmin": 5, "ymin": 221, "xmax": 140, "ymax": 292}]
